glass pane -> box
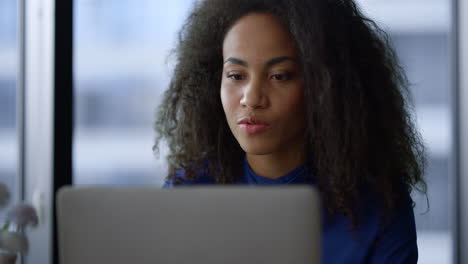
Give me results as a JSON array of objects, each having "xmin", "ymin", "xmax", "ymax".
[
  {"xmin": 74, "ymin": 0, "xmax": 193, "ymax": 185},
  {"xmin": 357, "ymin": 0, "xmax": 453, "ymax": 263},
  {"xmin": 0, "ymin": 0, "xmax": 18, "ymax": 214},
  {"xmin": 75, "ymin": 0, "xmax": 454, "ymax": 263}
]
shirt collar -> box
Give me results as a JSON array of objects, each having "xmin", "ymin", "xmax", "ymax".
[{"xmin": 243, "ymin": 156, "xmax": 313, "ymax": 185}]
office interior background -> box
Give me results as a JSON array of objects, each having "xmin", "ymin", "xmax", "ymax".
[{"xmin": 0, "ymin": 0, "xmax": 465, "ymax": 263}]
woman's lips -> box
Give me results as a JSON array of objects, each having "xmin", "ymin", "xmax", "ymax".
[
  {"xmin": 239, "ymin": 124, "xmax": 271, "ymax": 134},
  {"xmin": 237, "ymin": 117, "xmax": 271, "ymax": 135}
]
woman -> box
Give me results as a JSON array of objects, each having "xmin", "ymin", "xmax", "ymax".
[{"xmin": 154, "ymin": 0, "xmax": 427, "ymax": 263}]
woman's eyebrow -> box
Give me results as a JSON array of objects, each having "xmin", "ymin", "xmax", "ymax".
[
  {"xmin": 223, "ymin": 56, "xmax": 297, "ymax": 67},
  {"xmin": 224, "ymin": 57, "xmax": 248, "ymax": 67},
  {"xmin": 265, "ymin": 56, "xmax": 297, "ymax": 67}
]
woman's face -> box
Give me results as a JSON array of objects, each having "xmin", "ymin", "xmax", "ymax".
[{"xmin": 221, "ymin": 13, "xmax": 306, "ymax": 156}]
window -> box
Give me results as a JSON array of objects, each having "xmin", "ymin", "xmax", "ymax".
[
  {"xmin": 74, "ymin": 1, "xmax": 454, "ymax": 263},
  {"xmin": 357, "ymin": 0, "xmax": 453, "ymax": 262},
  {"xmin": 74, "ymin": 0, "xmax": 193, "ymax": 185},
  {"xmin": 0, "ymin": 0, "xmax": 19, "ymax": 214}
]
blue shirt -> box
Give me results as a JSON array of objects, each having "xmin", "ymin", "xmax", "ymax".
[{"xmin": 162, "ymin": 159, "xmax": 418, "ymax": 264}]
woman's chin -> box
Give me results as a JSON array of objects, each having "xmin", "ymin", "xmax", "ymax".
[{"xmin": 239, "ymin": 143, "xmax": 277, "ymax": 156}]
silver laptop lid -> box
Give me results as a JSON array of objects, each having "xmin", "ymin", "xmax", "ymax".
[{"xmin": 57, "ymin": 186, "xmax": 321, "ymax": 264}]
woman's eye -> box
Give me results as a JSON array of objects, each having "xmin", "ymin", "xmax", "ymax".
[
  {"xmin": 227, "ymin": 74, "xmax": 244, "ymax": 81},
  {"xmin": 270, "ymin": 73, "xmax": 292, "ymax": 81}
]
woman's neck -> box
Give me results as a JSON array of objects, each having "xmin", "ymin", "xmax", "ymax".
[{"xmin": 246, "ymin": 147, "xmax": 306, "ymax": 179}]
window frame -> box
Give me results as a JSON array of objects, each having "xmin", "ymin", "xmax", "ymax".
[
  {"xmin": 21, "ymin": 0, "xmax": 72, "ymax": 263},
  {"xmin": 454, "ymin": 0, "xmax": 468, "ymax": 262}
]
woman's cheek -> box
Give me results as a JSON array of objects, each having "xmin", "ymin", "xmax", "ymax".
[
  {"xmin": 221, "ymin": 87, "xmax": 236, "ymax": 121},
  {"xmin": 221, "ymin": 85, "xmax": 240, "ymax": 109}
]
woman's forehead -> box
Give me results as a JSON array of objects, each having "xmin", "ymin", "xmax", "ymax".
[{"xmin": 222, "ymin": 13, "xmax": 298, "ymax": 62}]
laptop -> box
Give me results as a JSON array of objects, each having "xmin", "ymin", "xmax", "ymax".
[{"xmin": 57, "ymin": 186, "xmax": 321, "ymax": 264}]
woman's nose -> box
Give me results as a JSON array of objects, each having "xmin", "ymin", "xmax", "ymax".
[{"xmin": 240, "ymin": 78, "xmax": 268, "ymax": 109}]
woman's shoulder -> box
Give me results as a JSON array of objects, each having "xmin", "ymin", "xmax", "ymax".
[
  {"xmin": 322, "ymin": 189, "xmax": 417, "ymax": 263},
  {"xmin": 361, "ymin": 186, "xmax": 418, "ymax": 263}
]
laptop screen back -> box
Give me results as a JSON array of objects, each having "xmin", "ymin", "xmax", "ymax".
[{"xmin": 57, "ymin": 186, "xmax": 321, "ymax": 264}]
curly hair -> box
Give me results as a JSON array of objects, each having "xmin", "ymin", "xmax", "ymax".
[{"xmin": 154, "ymin": 0, "xmax": 427, "ymax": 225}]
